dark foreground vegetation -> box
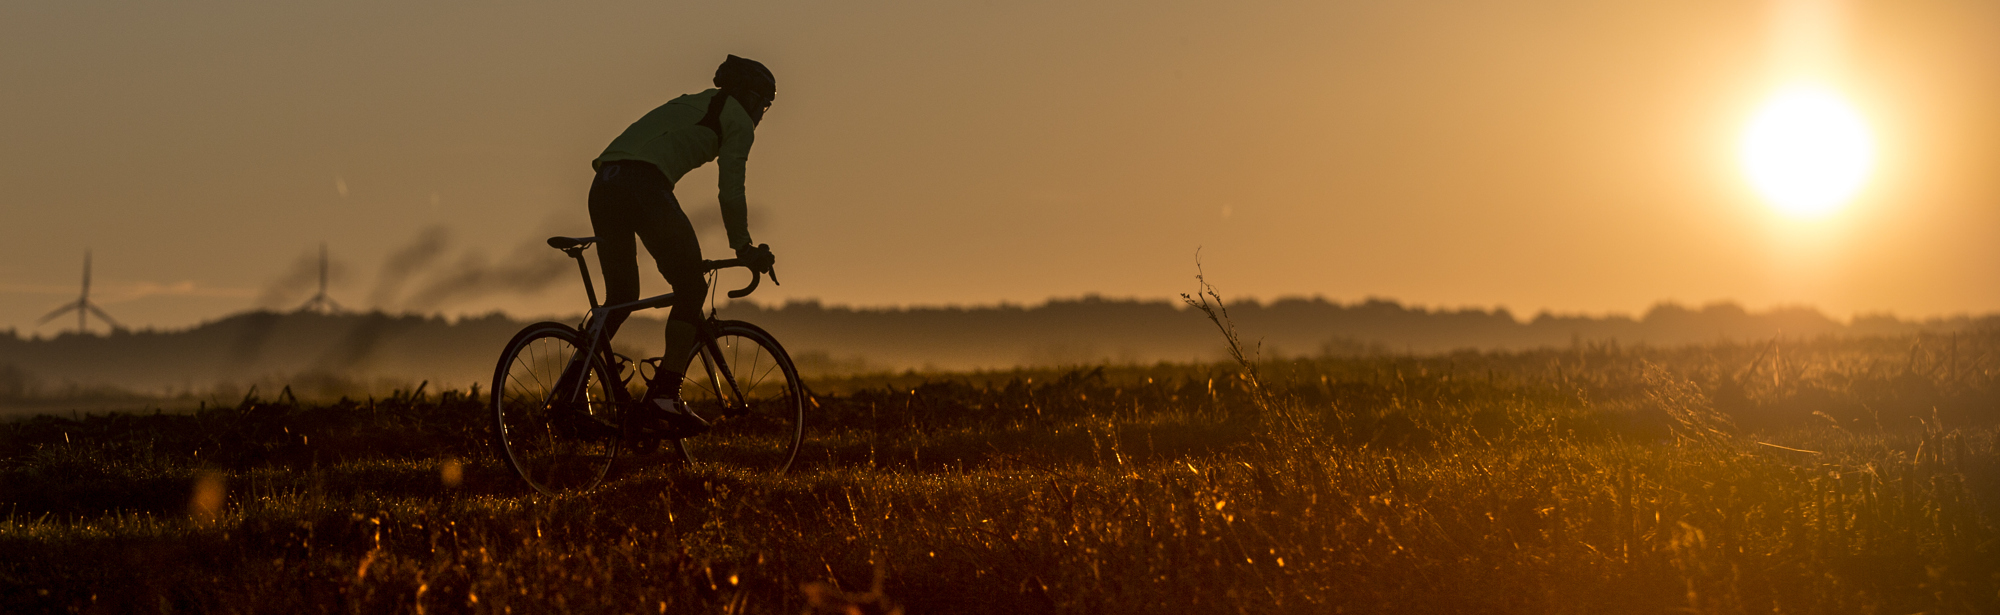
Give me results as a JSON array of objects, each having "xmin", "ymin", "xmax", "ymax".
[{"xmin": 3, "ymin": 329, "xmax": 1998, "ymax": 613}]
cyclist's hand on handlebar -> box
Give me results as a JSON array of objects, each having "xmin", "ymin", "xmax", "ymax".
[{"xmin": 735, "ymin": 243, "xmax": 776, "ymax": 274}]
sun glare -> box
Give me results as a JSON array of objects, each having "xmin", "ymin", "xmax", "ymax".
[{"xmin": 1740, "ymin": 85, "xmax": 1875, "ymax": 217}]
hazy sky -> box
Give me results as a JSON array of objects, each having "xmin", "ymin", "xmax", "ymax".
[{"xmin": 3, "ymin": 0, "xmax": 1997, "ymax": 332}]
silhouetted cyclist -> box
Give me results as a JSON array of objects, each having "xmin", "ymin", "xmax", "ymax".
[{"xmin": 589, "ymin": 55, "xmax": 778, "ymax": 439}]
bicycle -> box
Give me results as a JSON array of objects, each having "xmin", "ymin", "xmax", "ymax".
[{"xmin": 488, "ymin": 235, "xmax": 805, "ymax": 495}]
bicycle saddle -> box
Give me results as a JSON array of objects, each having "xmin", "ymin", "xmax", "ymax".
[{"xmin": 547, "ymin": 236, "xmax": 597, "ymax": 251}]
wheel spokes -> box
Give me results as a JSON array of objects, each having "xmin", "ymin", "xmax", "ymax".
[
  {"xmin": 494, "ymin": 327, "xmax": 621, "ymax": 494},
  {"xmin": 672, "ymin": 326, "xmax": 802, "ymax": 472}
]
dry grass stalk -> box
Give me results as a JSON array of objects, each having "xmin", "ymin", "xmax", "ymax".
[
  {"xmin": 1641, "ymin": 361, "xmax": 1737, "ymax": 445},
  {"xmin": 1180, "ymin": 255, "xmax": 1316, "ymax": 449}
]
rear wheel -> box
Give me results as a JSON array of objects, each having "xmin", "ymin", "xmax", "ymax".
[
  {"xmin": 491, "ymin": 322, "xmax": 623, "ymax": 494},
  {"xmin": 673, "ymin": 321, "xmax": 806, "ymax": 473}
]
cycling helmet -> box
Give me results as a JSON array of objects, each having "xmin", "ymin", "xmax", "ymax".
[{"xmin": 714, "ymin": 55, "xmax": 776, "ymax": 108}]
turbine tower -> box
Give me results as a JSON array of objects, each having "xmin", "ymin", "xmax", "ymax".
[
  {"xmin": 37, "ymin": 251, "xmax": 121, "ymax": 334},
  {"xmin": 297, "ymin": 242, "xmax": 344, "ymax": 314}
]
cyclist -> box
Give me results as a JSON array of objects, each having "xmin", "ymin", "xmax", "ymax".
[{"xmin": 588, "ymin": 55, "xmax": 777, "ymax": 439}]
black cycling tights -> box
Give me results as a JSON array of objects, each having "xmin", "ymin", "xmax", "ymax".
[{"xmin": 587, "ymin": 160, "xmax": 708, "ymax": 344}]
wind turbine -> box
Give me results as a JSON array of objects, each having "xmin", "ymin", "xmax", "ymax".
[
  {"xmin": 37, "ymin": 250, "xmax": 121, "ymax": 334},
  {"xmin": 297, "ymin": 242, "xmax": 344, "ymax": 314}
]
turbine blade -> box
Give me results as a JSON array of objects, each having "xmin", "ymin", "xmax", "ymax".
[
  {"xmin": 85, "ymin": 303, "xmax": 121, "ymax": 330},
  {"xmin": 37, "ymin": 303, "xmax": 79, "ymax": 324}
]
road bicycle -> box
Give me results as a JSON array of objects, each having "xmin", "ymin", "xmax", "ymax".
[{"xmin": 489, "ymin": 236, "xmax": 804, "ymax": 495}]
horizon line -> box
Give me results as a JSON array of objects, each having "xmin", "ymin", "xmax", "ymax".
[{"xmin": 12, "ymin": 294, "xmax": 1997, "ymax": 336}]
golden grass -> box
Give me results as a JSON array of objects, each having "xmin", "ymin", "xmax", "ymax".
[{"xmin": 1, "ymin": 331, "xmax": 1996, "ymax": 613}]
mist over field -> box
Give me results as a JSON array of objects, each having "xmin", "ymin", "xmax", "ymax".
[{"xmin": 2, "ymin": 296, "xmax": 1989, "ymax": 415}]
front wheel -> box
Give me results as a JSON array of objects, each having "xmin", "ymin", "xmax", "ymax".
[
  {"xmin": 673, "ymin": 321, "xmax": 806, "ymax": 473},
  {"xmin": 491, "ymin": 322, "xmax": 623, "ymax": 495}
]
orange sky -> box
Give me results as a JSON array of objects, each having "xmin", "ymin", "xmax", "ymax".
[{"xmin": 2, "ymin": 0, "xmax": 1996, "ymax": 331}]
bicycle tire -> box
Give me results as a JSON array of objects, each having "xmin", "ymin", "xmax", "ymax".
[
  {"xmin": 672, "ymin": 320, "xmax": 806, "ymax": 473},
  {"xmin": 491, "ymin": 322, "xmax": 624, "ymax": 494}
]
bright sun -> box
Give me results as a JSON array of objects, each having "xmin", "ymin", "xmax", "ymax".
[{"xmin": 1740, "ymin": 85, "xmax": 1875, "ymax": 217}]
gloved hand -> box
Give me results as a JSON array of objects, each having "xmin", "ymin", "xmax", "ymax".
[{"xmin": 736, "ymin": 243, "xmax": 776, "ymax": 273}]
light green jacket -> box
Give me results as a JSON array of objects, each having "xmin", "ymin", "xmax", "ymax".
[{"xmin": 593, "ymin": 89, "xmax": 757, "ymax": 249}]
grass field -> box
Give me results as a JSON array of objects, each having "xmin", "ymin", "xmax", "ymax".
[{"xmin": 2, "ymin": 326, "xmax": 1997, "ymax": 613}]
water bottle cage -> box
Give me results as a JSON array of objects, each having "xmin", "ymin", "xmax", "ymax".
[
  {"xmin": 639, "ymin": 357, "xmax": 665, "ymax": 384},
  {"xmin": 609, "ymin": 353, "xmax": 636, "ymax": 387}
]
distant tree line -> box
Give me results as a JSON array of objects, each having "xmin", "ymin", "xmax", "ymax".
[{"xmin": 0, "ymin": 297, "xmax": 1989, "ymax": 405}]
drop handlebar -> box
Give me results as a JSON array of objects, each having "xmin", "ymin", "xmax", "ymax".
[{"xmin": 702, "ymin": 258, "xmax": 779, "ymax": 299}]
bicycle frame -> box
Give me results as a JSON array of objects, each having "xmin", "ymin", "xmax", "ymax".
[{"xmin": 547, "ymin": 238, "xmax": 760, "ymax": 418}]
